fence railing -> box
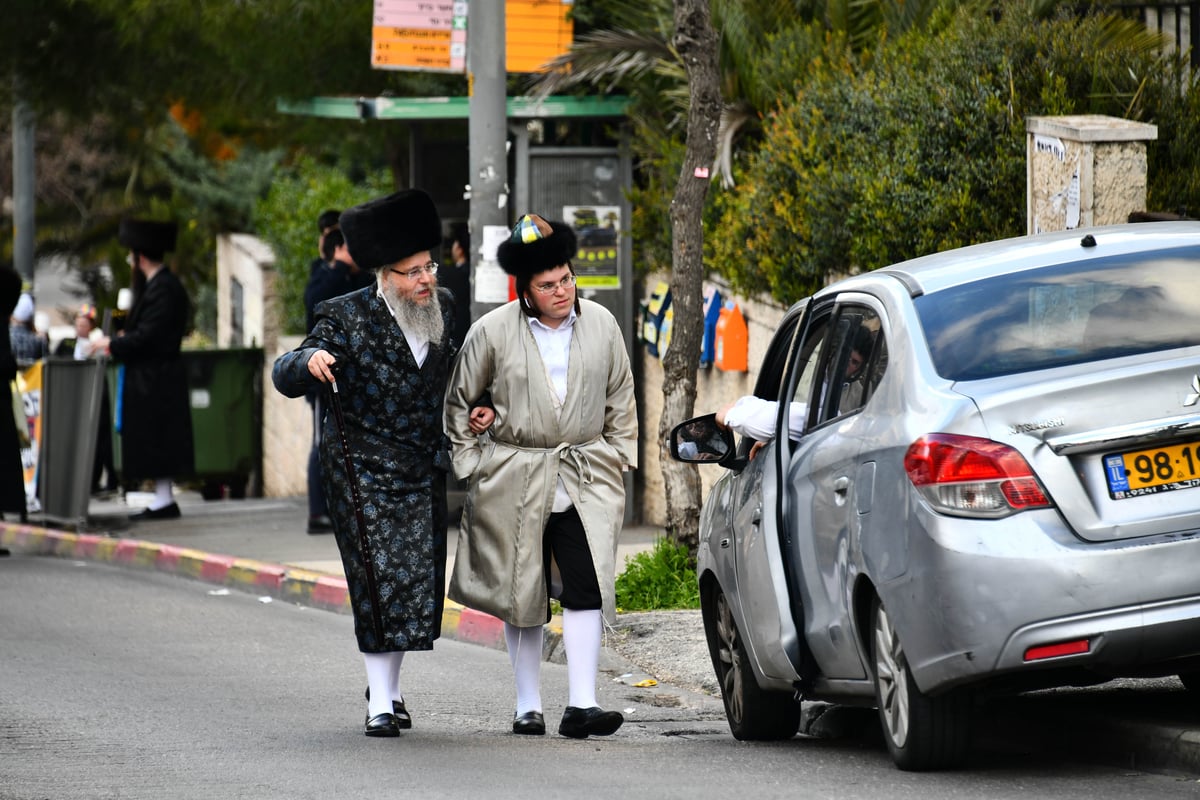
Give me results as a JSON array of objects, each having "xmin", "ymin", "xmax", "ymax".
[{"xmin": 1096, "ymin": 1, "xmax": 1199, "ymax": 66}]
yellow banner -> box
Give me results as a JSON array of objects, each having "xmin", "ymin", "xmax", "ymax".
[{"xmin": 16, "ymin": 361, "xmax": 42, "ymax": 506}]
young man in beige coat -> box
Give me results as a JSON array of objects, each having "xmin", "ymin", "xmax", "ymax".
[{"xmin": 444, "ymin": 213, "xmax": 637, "ymax": 738}]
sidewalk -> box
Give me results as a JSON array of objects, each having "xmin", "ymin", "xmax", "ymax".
[{"xmin": 6, "ymin": 491, "xmax": 1200, "ymax": 776}]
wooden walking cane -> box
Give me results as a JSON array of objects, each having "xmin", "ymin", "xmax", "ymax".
[{"xmin": 328, "ymin": 378, "xmax": 385, "ymax": 645}]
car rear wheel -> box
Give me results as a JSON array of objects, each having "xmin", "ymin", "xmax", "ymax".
[
  {"xmin": 707, "ymin": 587, "xmax": 800, "ymax": 740},
  {"xmin": 870, "ymin": 596, "xmax": 970, "ymax": 770}
]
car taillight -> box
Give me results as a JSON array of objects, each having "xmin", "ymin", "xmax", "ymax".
[{"xmin": 904, "ymin": 433, "xmax": 1053, "ymax": 518}]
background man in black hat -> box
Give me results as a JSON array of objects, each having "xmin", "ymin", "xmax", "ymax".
[
  {"xmin": 441, "ymin": 223, "xmax": 472, "ymax": 349},
  {"xmin": 300, "ymin": 222, "xmax": 374, "ymax": 535},
  {"xmin": 444, "ymin": 213, "xmax": 637, "ymax": 739},
  {"xmin": 95, "ymin": 218, "xmax": 193, "ymax": 520},
  {"xmin": 308, "ymin": 208, "xmax": 341, "ymax": 279},
  {"xmin": 272, "ymin": 188, "xmax": 491, "ymax": 738}
]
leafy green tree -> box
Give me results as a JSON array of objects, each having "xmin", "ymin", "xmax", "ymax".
[
  {"xmin": 252, "ymin": 156, "xmax": 391, "ymax": 336},
  {"xmin": 2, "ymin": 0, "xmax": 462, "ymax": 333}
]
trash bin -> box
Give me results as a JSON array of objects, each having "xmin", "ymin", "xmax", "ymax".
[
  {"xmin": 108, "ymin": 348, "xmax": 263, "ymax": 498},
  {"xmin": 183, "ymin": 348, "xmax": 263, "ymax": 498},
  {"xmin": 38, "ymin": 357, "xmax": 106, "ymax": 527}
]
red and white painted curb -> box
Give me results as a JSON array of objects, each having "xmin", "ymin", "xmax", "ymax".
[{"xmin": 0, "ymin": 522, "xmax": 553, "ymax": 652}]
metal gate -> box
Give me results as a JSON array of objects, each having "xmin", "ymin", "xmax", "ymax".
[{"xmin": 526, "ymin": 147, "xmax": 635, "ymax": 356}]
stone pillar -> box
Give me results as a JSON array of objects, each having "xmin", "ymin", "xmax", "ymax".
[
  {"xmin": 1026, "ymin": 114, "xmax": 1158, "ymax": 235},
  {"xmin": 216, "ymin": 233, "xmax": 308, "ymax": 498}
]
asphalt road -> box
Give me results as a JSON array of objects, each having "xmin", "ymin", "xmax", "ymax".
[{"xmin": 6, "ymin": 556, "xmax": 1200, "ymax": 800}]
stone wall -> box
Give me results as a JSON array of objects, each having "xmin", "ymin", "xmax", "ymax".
[
  {"xmin": 635, "ymin": 275, "xmax": 786, "ymax": 526},
  {"xmin": 215, "ymin": 233, "xmax": 308, "ymax": 498},
  {"xmin": 262, "ymin": 335, "xmax": 311, "ymax": 498}
]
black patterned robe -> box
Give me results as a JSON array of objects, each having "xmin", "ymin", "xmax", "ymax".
[{"xmin": 272, "ymin": 286, "xmax": 455, "ymax": 653}]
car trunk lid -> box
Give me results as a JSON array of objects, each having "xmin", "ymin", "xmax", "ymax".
[{"xmin": 962, "ymin": 352, "xmax": 1200, "ymax": 543}]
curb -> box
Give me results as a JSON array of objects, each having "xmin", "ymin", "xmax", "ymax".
[{"xmin": 0, "ymin": 522, "xmax": 565, "ymax": 660}]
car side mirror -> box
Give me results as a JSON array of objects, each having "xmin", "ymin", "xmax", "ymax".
[{"xmin": 669, "ymin": 414, "xmax": 737, "ymax": 467}]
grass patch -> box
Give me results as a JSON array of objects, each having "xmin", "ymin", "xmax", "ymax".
[{"xmin": 615, "ymin": 538, "xmax": 701, "ymax": 611}]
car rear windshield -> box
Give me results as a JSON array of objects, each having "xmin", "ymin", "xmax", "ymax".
[{"xmin": 914, "ymin": 246, "xmax": 1200, "ymax": 381}]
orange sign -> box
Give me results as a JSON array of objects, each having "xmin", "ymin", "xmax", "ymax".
[
  {"xmin": 371, "ymin": 1, "xmax": 467, "ymax": 72},
  {"xmin": 370, "ymin": 1, "xmax": 573, "ymax": 74},
  {"xmin": 506, "ymin": 0, "xmax": 574, "ymax": 73}
]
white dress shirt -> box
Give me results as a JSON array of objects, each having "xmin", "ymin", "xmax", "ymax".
[{"xmin": 528, "ymin": 309, "xmax": 577, "ymax": 512}]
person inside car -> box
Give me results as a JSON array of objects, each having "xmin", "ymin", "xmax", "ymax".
[{"xmin": 716, "ymin": 328, "xmax": 873, "ymax": 458}]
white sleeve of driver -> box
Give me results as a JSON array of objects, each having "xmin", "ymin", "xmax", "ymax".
[
  {"xmin": 724, "ymin": 396, "xmax": 808, "ymax": 441},
  {"xmin": 723, "ymin": 396, "xmax": 780, "ymax": 441}
]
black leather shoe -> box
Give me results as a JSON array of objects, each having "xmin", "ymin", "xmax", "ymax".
[
  {"xmin": 393, "ymin": 699, "xmax": 412, "ymax": 729},
  {"xmin": 364, "ymin": 712, "xmax": 400, "ymax": 737},
  {"xmin": 512, "ymin": 711, "xmax": 546, "ymax": 735},
  {"xmin": 558, "ymin": 706, "xmax": 624, "ymax": 739},
  {"xmin": 306, "ymin": 515, "xmax": 333, "ymax": 534},
  {"xmin": 364, "ymin": 688, "xmax": 411, "ymax": 728},
  {"xmin": 130, "ymin": 502, "xmax": 181, "ymax": 521}
]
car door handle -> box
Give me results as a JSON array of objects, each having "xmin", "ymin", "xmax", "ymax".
[{"xmin": 833, "ymin": 476, "xmax": 849, "ymax": 506}]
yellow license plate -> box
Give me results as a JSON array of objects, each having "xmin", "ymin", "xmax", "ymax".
[{"xmin": 1104, "ymin": 440, "xmax": 1200, "ymax": 499}]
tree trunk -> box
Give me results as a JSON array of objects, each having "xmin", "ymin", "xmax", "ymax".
[{"xmin": 660, "ymin": 0, "xmax": 721, "ymax": 554}]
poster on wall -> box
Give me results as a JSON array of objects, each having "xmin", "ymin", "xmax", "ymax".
[
  {"xmin": 562, "ymin": 205, "xmax": 621, "ymax": 290},
  {"xmin": 17, "ymin": 361, "xmax": 42, "ymax": 512},
  {"xmin": 474, "ymin": 224, "xmax": 515, "ymax": 304}
]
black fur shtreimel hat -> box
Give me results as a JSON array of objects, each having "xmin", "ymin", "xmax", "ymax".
[
  {"xmin": 497, "ymin": 214, "xmax": 578, "ymax": 279},
  {"xmin": 118, "ymin": 218, "xmax": 178, "ymax": 261},
  {"xmin": 339, "ymin": 189, "xmax": 442, "ymax": 271}
]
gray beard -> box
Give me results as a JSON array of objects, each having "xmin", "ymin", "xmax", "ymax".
[{"xmin": 384, "ymin": 283, "xmax": 444, "ymax": 345}]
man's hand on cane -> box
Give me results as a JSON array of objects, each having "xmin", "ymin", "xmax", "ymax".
[{"xmin": 307, "ymin": 350, "xmax": 338, "ymax": 383}]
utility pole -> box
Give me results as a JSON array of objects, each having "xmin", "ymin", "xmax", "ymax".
[
  {"xmin": 12, "ymin": 89, "xmax": 35, "ymax": 286},
  {"xmin": 466, "ymin": 0, "xmax": 509, "ymax": 322}
]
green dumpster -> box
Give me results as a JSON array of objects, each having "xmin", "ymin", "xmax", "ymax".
[{"xmin": 109, "ymin": 348, "xmax": 263, "ymax": 498}]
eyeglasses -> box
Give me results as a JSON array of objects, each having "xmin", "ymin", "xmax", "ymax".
[
  {"xmin": 532, "ymin": 274, "xmax": 576, "ymax": 295},
  {"xmin": 392, "ymin": 261, "xmax": 439, "ymax": 281}
]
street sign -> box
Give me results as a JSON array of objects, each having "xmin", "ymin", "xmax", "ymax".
[
  {"xmin": 506, "ymin": 0, "xmax": 574, "ymax": 73},
  {"xmin": 370, "ymin": 0, "xmax": 573, "ymax": 74},
  {"xmin": 371, "ymin": 0, "xmax": 467, "ymax": 73}
]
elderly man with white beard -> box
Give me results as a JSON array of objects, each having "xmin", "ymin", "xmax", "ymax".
[{"xmin": 272, "ymin": 188, "xmax": 493, "ymax": 739}]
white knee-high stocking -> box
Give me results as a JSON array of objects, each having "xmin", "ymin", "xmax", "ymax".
[
  {"xmin": 562, "ymin": 608, "xmax": 602, "ymax": 709},
  {"xmin": 152, "ymin": 478, "xmax": 174, "ymax": 510},
  {"xmin": 505, "ymin": 622, "xmax": 544, "ymax": 715},
  {"xmin": 363, "ymin": 651, "xmax": 404, "ymax": 717},
  {"xmin": 389, "ymin": 651, "xmax": 405, "ymax": 702}
]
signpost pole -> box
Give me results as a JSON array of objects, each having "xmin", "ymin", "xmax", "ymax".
[{"xmin": 467, "ymin": 1, "xmax": 510, "ymax": 322}]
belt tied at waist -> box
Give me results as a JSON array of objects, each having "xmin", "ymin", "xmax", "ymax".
[{"xmin": 493, "ymin": 435, "xmax": 602, "ymax": 486}]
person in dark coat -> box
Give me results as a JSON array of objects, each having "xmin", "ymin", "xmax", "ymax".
[
  {"xmin": 0, "ymin": 264, "xmax": 28, "ymax": 539},
  {"xmin": 272, "ymin": 188, "xmax": 492, "ymax": 738},
  {"xmin": 95, "ymin": 219, "xmax": 193, "ymax": 520},
  {"xmin": 300, "ymin": 224, "xmax": 374, "ymax": 535},
  {"xmin": 441, "ymin": 223, "xmax": 472, "ymax": 350},
  {"xmin": 308, "ymin": 208, "xmax": 341, "ymax": 280}
]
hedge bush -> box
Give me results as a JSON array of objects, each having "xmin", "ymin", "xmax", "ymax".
[{"xmin": 708, "ymin": 5, "xmax": 1172, "ymax": 303}]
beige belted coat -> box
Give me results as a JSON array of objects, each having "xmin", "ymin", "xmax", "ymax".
[{"xmin": 444, "ymin": 298, "xmax": 637, "ymax": 627}]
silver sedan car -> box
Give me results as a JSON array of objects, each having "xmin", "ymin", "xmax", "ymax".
[{"xmin": 671, "ymin": 222, "xmax": 1200, "ymax": 771}]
